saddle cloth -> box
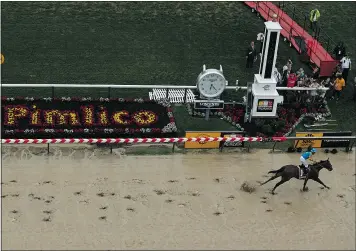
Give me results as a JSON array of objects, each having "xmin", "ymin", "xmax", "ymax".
[{"xmin": 298, "ymin": 165, "xmax": 306, "ymax": 179}]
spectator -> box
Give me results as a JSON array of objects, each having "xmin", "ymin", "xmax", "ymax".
[
  {"xmin": 309, "ymin": 9, "xmax": 320, "ymax": 37},
  {"xmin": 296, "ymin": 68, "xmax": 305, "ymax": 80},
  {"xmin": 340, "ymin": 54, "xmax": 351, "ymax": 84},
  {"xmin": 309, "ymin": 79, "xmax": 320, "ymax": 102},
  {"xmin": 286, "ymin": 58, "xmax": 293, "ymax": 72},
  {"xmin": 333, "ymin": 42, "xmax": 346, "ymax": 60},
  {"xmin": 331, "ymin": 74, "xmax": 345, "ymax": 101},
  {"xmin": 246, "ymin": 41, "xmax": 257, "ymax": 68},
  {"xmin": 272, "ymin": 13, "xmax": 278, "ymax": 22},
  {"xmin": 312, "ymin": 67, "xmax": 320, "ymax": 79},
  {"xmin": 281, "ymin": 65, "xmax": 289, "ymax": 86},
  {"xmin": 287, "ymin": 73, "xmax": 297, "ymax": 87},
  {"xmin": 256, "ymin": 32, "xmax": 265, "ymax": 56}
]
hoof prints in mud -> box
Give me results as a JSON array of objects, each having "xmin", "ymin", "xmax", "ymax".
[
  {"xmin": 126, "ymin": 207, "xmax": 135, "ymax": 212},
  {"xmin": 124, "ymin": 195, "xmax": 132, "ymax": 200},
  {"xmin": 165, "ymin": 199, "xmax": 174, "ymax": 203},
  {"xmin": 260, "ymin": 200, "xmax": 267, "ymax": 204},
  {"xmin": 186, "ymin": 177, "xmax": 196, "ymax": 180},
  {"xmin": 213, "ymin": 211, "xmax": 222, "ymax": 216},
  {"xmin": 11, "ymin": 210, "xmax": 19, "ymax": 214},
  {"xmin": 227, "ymin": 195, "xmax": 235, "ymax": 200},
  {"xmin": 100, "ymin": 206, "xmax": 108, "ymax": 210},
  {"xmin": 99, "ymin": 216, "xmax": 107, "ymax": 220},
  {"xmin": 96, "ymin": 192, "xmax": 115, "ymax": 197},
  {"xmin": 168, "ymin": 180, "xmax": 178, "ymax": 183},
  {"xmin": 42, "ymin": 217, "xmax": 51, "ymax": 222},
  {"xmin": 190, "ymin": 191, "xmax": 200, "ymax": 197},
  {"xmin": 9, "ymin": 180, "xmax": 17, "ymax": 183},
  {"xmin": 284, "ymin": 202, "xmax": 292, "ymax": 205},
  {"xmin": 43, "ymin": 210, "xmax": 53, "ymax": 214},
  {"xmin": 337, "ymin": 194, "xmax": 345, "ymax": 198},
  {"xmin": 153, "ymin": 189, "xmax": 166, "ymax": 195},
  {"xmin": 74, "ymin": 191, "xmax": 83, "ymax": 196},
  {"xmin": 42, "ymin": 181, "xmax": 54, "ymax": 185},
  {"xmin": 265, "ymin": 209, "xmax": 273, "ymax": 212}
]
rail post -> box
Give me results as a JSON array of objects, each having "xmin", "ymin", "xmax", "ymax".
[
  {"xmin": 110, "ymin": 145, "xmax": 113, "ymax": 154},
  {"xmin": 108, "ymin": 87, "xmax": 111, "ymax": 99},
  {"xmin": 247, "ymin": 141, "xmax": 251, "ymax": 152},
  {"xmin": 166, "ymin": 88, "xmax": 169, "ymax": 99},
  {"xmin": 47, "ymin": 143, "xmax": 50, "ymax": 155},
  {"xmin": 172, "ymin": 142, "xmax": 176, "ymax": 153},
  {"xmin": 272, "ymin": 141, "xmax": 278, "ymax": 152},
  {"xmin": 51, "ymin": 86, "xmax": 55, "ymax": 99},
  {"xmin": 219, "ymin": 143, "xmax": 224, "ymax": 152},
  {"xmin": 347, "ymin": 139, "xmax": 355, "ymax": 152}
]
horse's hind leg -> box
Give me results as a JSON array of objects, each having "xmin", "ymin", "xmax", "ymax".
[
  {"xmin": 260, "ymin": 174, "xmax": 279, "ymax": 186},
  {"xmin": 271, "ymin": 178, "xmax": 288, "ymax": 195}
]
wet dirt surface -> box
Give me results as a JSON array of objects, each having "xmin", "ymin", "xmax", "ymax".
[{"xmin": 2, "ymin": 147, "xmax": 355, "ymax": 250}]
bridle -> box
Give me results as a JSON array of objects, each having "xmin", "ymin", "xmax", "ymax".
[{"xmin": 312, "ymin": 160, "xmax": 331, "ymax": 170}]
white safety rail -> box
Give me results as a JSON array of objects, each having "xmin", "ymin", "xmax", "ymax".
[{"xmin": 149, "ymin": 88, "xmax": 196, "ymax": 103}]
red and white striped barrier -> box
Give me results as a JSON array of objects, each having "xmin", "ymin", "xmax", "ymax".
[{"xmin": 1, "ymin": 137, "xmax": 271, "ymax": 144}]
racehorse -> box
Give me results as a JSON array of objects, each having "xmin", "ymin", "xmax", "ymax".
[{"xmin": 260, "ymin": 158, "xmax": 333, "ymax": 194}]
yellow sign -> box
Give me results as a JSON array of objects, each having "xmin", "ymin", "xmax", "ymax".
[
  {"xmin": 294, "ymin": 132, "xmax": 323, "ymax": 148},
  {"xmin": 184, "ymin": 132, "xmax": 221, "ymax": 149},
  {"xmin": 0, "ymin": 54, "xmax": 4, "ymax": 64}
]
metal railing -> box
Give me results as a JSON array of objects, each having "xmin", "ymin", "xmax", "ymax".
[
  {"xmin": 277, "ymin": 1, "xmax": 338, "ymax": 55},
  {"xmin": 253, "ymin": 1, "xmax": 338, "ymax": 76},
  {"xmin": 1, "ymin": 83, "xmax": 329, "ymax": 91},
  {"xmin": 2, "ymin": 136, "xmax": 355, "ymax": 154}
]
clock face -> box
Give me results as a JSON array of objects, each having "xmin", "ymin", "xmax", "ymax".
[{"xmin": 198, "ymin": 72, "xmax": 226, "ymax": 98}]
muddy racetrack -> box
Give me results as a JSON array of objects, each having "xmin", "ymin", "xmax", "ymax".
[{"xmin": 2, "ymin": 146, "xmax": 355, "ymax": 250}]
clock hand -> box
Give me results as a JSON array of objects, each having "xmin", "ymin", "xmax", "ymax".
[
  {"xmin": 212, "ymin": 85, "xmax": 217, "ymax": 91},
  {"xmin": 210, "ymin": 84, "xmax": 213, "ymax": 90}
]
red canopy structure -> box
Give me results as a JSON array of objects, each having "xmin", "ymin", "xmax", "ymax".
[{"xmin": 245, "ymin": 1, "xmax": 338, "ymax": 77}]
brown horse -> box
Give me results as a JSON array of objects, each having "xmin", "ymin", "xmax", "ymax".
[{"xmin": 260, "ymin": 159, "xmax": 333, "ymax": 194}]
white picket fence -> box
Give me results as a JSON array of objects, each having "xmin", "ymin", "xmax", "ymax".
[{"xmin": 149, "ymin": 88, "xmax": 196, "ymax": 103}]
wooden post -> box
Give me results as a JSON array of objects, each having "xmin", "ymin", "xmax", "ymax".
[{"xmin": 172, "ymin": 142, "xmax": 176, "ymax": 153}]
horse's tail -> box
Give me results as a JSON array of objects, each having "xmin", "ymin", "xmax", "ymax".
[{"xmin": 268, "ymin": 166, "xmax": 285, "ymax": 174}]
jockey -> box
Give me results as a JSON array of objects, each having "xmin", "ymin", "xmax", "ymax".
[{"xmin": 300, "ymin": 148, "xmax": 317, "ymax": 174}]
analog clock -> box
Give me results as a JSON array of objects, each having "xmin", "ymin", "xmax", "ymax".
[{"xmin": 196, "ymin": 66, "xmax": 226, "ymax": 98}]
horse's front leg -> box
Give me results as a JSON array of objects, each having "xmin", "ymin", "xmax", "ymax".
[
  {"xmin": 302, "ymin": 178, "xmax": 309, "ymax": 191},
  {"xmin": 313, "ymin": 177, "xmax": 330, "ymax": 189}
]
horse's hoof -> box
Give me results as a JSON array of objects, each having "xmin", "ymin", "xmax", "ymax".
[{"xmin": 327, "ymin": 186, "xmax": 331, "ymax": 190}]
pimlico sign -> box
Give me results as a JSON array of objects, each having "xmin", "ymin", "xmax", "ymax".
[{"xmin": 1, "ymin": 97, "xmax": 177, "ymax": 139}]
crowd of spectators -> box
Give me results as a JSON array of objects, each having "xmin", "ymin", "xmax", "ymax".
[{"xmin": 276, "ymin": 57, "xmax": 350, "ymax": 103}]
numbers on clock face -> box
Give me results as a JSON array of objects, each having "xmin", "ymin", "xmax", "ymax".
[{"xmin": 199, "ymin": 73, "xmax": 225, "ymax": 96}]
